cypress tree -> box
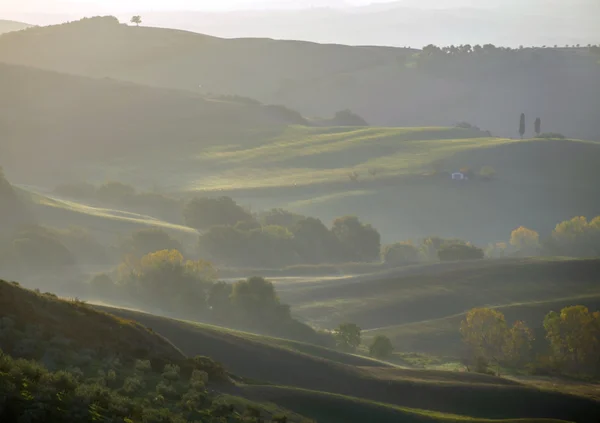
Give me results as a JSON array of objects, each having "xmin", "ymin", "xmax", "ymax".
[
  {"xmin": 519, "ymin": 113, "xmax": 526, "ymax": 139},
  {"xmin": 534, "ymin": 117, "xmax": 541, "ymax": 136}
]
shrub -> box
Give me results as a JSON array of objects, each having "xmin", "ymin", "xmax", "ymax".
[
  {"xmin": 122, "ymin": 376, "xmax": 144, "ymax": 395},
  {"xmin": 183, "ymin": 196, "xmax": 254, "ymax": 231},
  {"xmin": 156, "ymin": 380, "xmax": 178, "ymax": 398},
  {"xmin": 438, "ymin": 244, "xmax": 484, "ymax": 261},
  {"xmin": 381, "ymin": 243, "xmax": 420, "ymax": 266},
  {"xmin": 162, "ymin": 364, "xmax": 180, "ymax": 382},
  {"xmin": 369, "ymin": 335, "xmax": 394, "ymax": 359}
]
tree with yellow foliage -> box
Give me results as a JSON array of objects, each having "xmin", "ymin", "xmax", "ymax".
[
  {"xmin": 543, "ymin": 306, "xmax": 600, "ymax": 374},
  {"xmin": 504, "ymin": 320, "xmax": 535, "ymax": 367},
  {"xmin": 118, "ymin": 249, "xmax": 216, "ymax": 314},
  {"xmin": 460, "ymin": 308, "xmax": 508, "ymax": 371},
  {"xmin": 461, "ymin": 308, "xmax": 534, "ymax": 372},
  {"xmin": 509, "ymin": 226, "xmax": 540, "ymax": 255},
  {"xmin": 551, "ymin": 215, "xmax": 600, "ymax": 257}
]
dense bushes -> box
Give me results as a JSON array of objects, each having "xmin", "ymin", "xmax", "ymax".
[
  {"xmin": 198, "ymin": 204, "xmax": 382, "ymax": 267},
  {"xmin": 184, "ymin": 196, "xmax": 254, "ymax": 231},
  {"xmin": 381, "ymin": 243, "xmax": 420, "ymax": 266},
  {"xmin": 438, "ymin": 243, "xmax": 485, "ymax": 261},
  {"xmin": 0, "ymin": 349, "xmax": 293, "ymax": 423}
]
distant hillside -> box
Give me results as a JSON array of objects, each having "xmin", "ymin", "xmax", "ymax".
[
  {"xmin": 0, "ymin": 17, "xmax": 599, "ymax": 140},
  {"xmin": 0, "ymin": 19, "xmax": 31, "ymax": 35},
  {"xmin": 2, "ymin": 60, "xmax": 600, "ymax": 244},
  {"xmin": 0, "ymin": 61, "xmax": 307, "ymax": 185}
]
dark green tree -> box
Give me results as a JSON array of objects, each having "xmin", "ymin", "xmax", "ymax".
[
  {"xmin": 369, "ymin": 335, "xmax": 394, "ymax": 359},
  {"xmin": 519, "ymin": 113, "xmax": 526, "ymax": 139},
  {"xmin": 534, "ymin": 117, "xmax": 541, "ymax": 136},
  {"xmin": 334, "ymin": 323, "xmax": 361, "ymax": 352},
  {"xmin": 130, "ymin": 15, "xmax": 142, "ymax": 26},
  {"xmin": 331, "ymin": 216, "xmax": 381, "ymax": 262},
  {"xmin": 184, "ymin": 196, "xmax": 254, "ymax": 231}
]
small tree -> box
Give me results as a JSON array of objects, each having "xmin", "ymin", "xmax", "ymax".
[
  {"xmin": 510, "ymin": 226, "xmax": 540, "ymax": 255},
  {"xmin": 534, "ymin": 117, "xmax": 541, "ymax": 136},
  {"xmin": 381, "ymin": 243, "xmax": 420, "ymax": 266},
  {"xmin": 131, "ymin": 16, "xmax": 142, "ymax": 26},
  {"xmin": 369, "ymin": 335, "xmax": 394, "ymax": 359},
  {"xmin": 461, "ymin": 308, "xmax": 508, "ymax": 372},
  {"xmin": 334, "ymin": 323, "xmax": 361, "ymax": 352},
  {"xmin": 519, "ymin": 113, "xmax": 526, "ymax": 139}
]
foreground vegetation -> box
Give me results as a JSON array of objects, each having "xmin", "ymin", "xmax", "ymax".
[{"xmin": 0, "ymin": 280, "xmax": 307, "ymax": 422}]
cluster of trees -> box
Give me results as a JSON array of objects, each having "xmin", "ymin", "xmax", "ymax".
[
  {"xmin": 0, "ymin": 349, "xmax": 293, "ymax": 423},
  {"xmin": 381, "ymin": 238, "xmax": 484, "ymax": 265},
  {"xmin": 461, "ymin": 306, "xmax": 600, "ymax": 377},
  {"xmin": 93, "ymin": 252, "xmax": 322, "ymax": 344},
  {"xmin": 332, "ymin": 323, "xmax": 394, "ymax": 360},
  {"xmin": 188, "ymin": 199, "xmax": 382, "ymax": 267},
  {"xmin": 488, "ymin": 215, "xmax": 600, "ymax": 258}
]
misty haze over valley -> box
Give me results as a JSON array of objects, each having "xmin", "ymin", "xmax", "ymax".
[{"xmin": 1, "ymin": 2, "xmax": 600, "ymax": 422}]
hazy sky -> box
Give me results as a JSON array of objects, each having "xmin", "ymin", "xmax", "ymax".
[{"xmin": 1, "ymin": 0, "xmax": 387, "ymax": 13}]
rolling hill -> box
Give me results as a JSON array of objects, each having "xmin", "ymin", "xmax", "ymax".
[
  {"xmin": 275, "ymin": 258, "xmax": 600, "ymax": 335},
  {"xmin": 0, "ymin": 16, "xmax": 599, "ymax": 141},
  {"xmin": 2, "ymin": 61, "xmax": 599, "ymax": 245},
  {"xmin": 97, "ymin": 304, "xmax": 600, "ymax": 422},
  {"xmin": 0, "ymin": 61, "xmax": 306, "ymax": 187},
  {"xmin": 5, "ymin": 278, "xmax": 597, "ymax": 422}
]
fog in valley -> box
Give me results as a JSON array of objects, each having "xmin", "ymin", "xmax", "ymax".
[{"xmin": 1, "ymin": 2, "xmax": 600, "ymax": 422}]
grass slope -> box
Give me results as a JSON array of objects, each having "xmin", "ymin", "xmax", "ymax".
[
  {"xmin": 95, "ymin": 305, "xmax": 600, "ymax": 422},
  {"xmin": 0, "ymin": 280, "xmax": 184, "ymax": 365},
  {"xmin": 240, "ymin": 385, "xmax": 570, "ymax": 423},
  {"xmin": 0, "ymin": 62, "xmax": 303, "ymax": 187},
  {"xmin": 16, "ymin": 185, "xmax": 198, "ymax": 246},
  {"xmin": 277, "ymin": 258, "xmax": 600, "ymax": 331}
]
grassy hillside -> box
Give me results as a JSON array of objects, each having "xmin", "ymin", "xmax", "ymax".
[
  {"xmin": 1, "ymin": 17, "xmax": 598, "ymax": 140},
  {"xmin": 0, "ymin": 61, "xmax": 304, "ymax": 187},
  {"xmin": 2, "ymin": 56, "xmax": 600, "ymax": 244},
  {"xmin": 277, "ymin": 258, "xmax": 600, "ymax": 332},
  {"xmin": 16, "ymin": 185, "xmax": 198, "ymax": 246},
  {"xmin": 0, "ymin": 279, "xmax": 184, "ymax": 365},
  {"xmin": 0, "ymin": 280, "xmax": 316, "ymax": 422},
  {"xmin": 96, "ymin": 305, "xmax": 600, "ymax": 422},
  {"xmin": 0, "ymin": 19, "xmax": 31, "ymax": 35}
]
